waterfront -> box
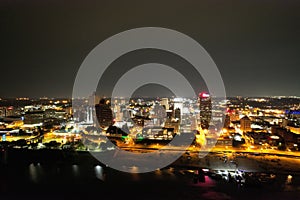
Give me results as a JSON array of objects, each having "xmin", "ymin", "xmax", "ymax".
[
  {"xmin": 1, "ymin": 0, "xmax": 300, "ymax": 199},
  {"xmin": 1, "ymin": 149, "xmax": 300, "ymax": 200}
]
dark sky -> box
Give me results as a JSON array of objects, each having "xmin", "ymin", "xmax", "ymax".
[{"xmin": 0, "ymin": 0, "xmax": 299, "ymax": 98}]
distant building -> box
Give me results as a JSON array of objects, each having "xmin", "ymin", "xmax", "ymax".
[
  {"xmin": 246, "ymin": 131, "xmax": 270, "ymax": 145},
  {"xmin": 174, "ymin": 108, "xmax": 181, "ymax": 120},
  {"xmin": 132, "ymin": 115, "xmax": 151, "ymax": 127},
  {"xmin": 240, "ymin": 116, "xmax": 251, "ymax": 133},
  {"xmin": 160, "ymin": 98, "xmax": 169, "ymax": 110},
  {"xmin": 0, "ymin": 107, "xmax": 6, "ymax": 117},
  {"xmin": 272, "ymin": 126, "xmax": 300, "ymax": 148},
  {"xmin": 95, "ymin": 99, "xmax": 114, "ymax": 128},
  {"xmin": 44, "ymin": 109, "xmax": 67, "ymax": 120},
  {"xmin": 24, "ymin": 110, "xmax": 44, "ymax": 124},
  {"xmin": 0, "ymin": 106, "xmax": 19, "ymax": 117},
  {"xmin": 223, "ymin": 114, "xmax": 231, "ymax": 128},
  {"xmin": 232, "ymin": 133, "xmax": 246, "ymax": 147},
  {"xmin": 142, "ymin": 126, "xmax": 174, "ymax": 140},
  {"xmin": 164, "ymin": 120, "xmax": 180, "ymax": 133},
  {"xmin": 285, "ymin": 109, "xmax": 300, "ymax": 119},
  {"xmin": 152, "ymin": 103, "xmax": 166, "ymax": 118},
  {"xmin": 173, "ymin": 98, "xmax": 183, "ymax": 114},
  {"xmin": 229, "ymin": 113, "xmax": 240, "ymax": 122},
  {"xmin": 199, "ymin": 92, "xmax": 212, "ymax": 129},
  {"xmin": 88, "ymin": 91, "xmax": 100, "ymax": 107},
  {"xmin": 287, "ymin": 126, "xmax": 300, "ymax": 135},
  {"xmin": 166, "ymin": 109, "xmax": 173, "ymax": 119},
  {"xmin": 216, "ymin": 137, "xmax": 233, "ymax": 147}
]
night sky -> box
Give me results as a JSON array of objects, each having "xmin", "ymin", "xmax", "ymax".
[{"xmin": 0, "ymin": 0, "xmax": 299, "ymax": 98}]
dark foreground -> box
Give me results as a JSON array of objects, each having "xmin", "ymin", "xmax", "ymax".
[{"xmin": 1, "ymin": 149, "xmax": 300, "ymax": 200}]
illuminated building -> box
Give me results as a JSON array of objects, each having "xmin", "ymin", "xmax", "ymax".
[
  {"xmin": 283, "ymin": 110, "xmax": 300, "ymax": 134},
  {"xmin": 173, "ymin": 98, "xmax": 183, "ymax": 114},
  {"xmin": 141, "ymin": 126, "xmax": 174, "ymax": 140},
  {"xmin": 190, "ymin": 115, "xmax": 198, "ymax": 131},
  {"xmin": 88, "ymin": 91, "xmax": 100, "ymax": 106},
  {"xmin": 24, "ymin": 110, "xmax": 44, "ymax": 124},
  {"xmin": 287, "ymin": 126, "xmax": 300, "ymax": 135},
  {"xmin": 166, "ymin": 109, "xmax": 173, "ymax": 119},
  {"xmin": 164, "ymin": 120, "xmax": 179, "ymax": 133},
  {"xmin": 95, "ymin": 99, "xmax": 114, "ymax": 128},
  {"xmin": 286, "ymin": 109, "xmax": 300, "ymax": 119},
  {"xmin": 0, "ymin": 106, "xmax": 20, "ymax": 117},
  {"xmin": 151, "ymin": 103, "xmax": 167, "ymax": 126},
  {"xmin": 199, "ymin": 92, "xmax": 212, "ymax": 129},
  {"xmin": 232, "ymin": 133, "xmax": 246, "ymax": 147},
  {"xmin": 44, "ymin": 109, "xmax": 67, "ymax": 120},
  {"xmin": 132, "ymin": 116, "xmax": 146, "ymax": 127},
  {"xmin": 0, "ymin": 107, "xmax": 6, "ymax": 117},
  {"xmin": 174, "ymin": 108, "xmax": 181, "ymax": 120},
  {"xmin": 216, "ymin": 137, "xmax": 233, "ymax": 147},
  {"xmin": 224, "ymin": 114, "xmax": 231, "ymax": 128},
  {"xmin": 160, "ymin": 98, "xmax": 169, "ymax": 110},
  {"xmin": 240, "ymin": 116, "xmax": 251, "ymax": 133}
]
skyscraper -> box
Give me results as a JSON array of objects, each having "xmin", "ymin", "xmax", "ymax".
[
  {"xmin": 95, "ymin": 99, "xmax": 114, "ymax": 128},
  {"xmin": 174, "ymin": 108, "xmax": 181, "ymax": 120},
  {"xmin": 240, "ymin": 116, "xmax": 251, "ymax": 133},
  {"xmin": 160, "ymin": 98, "xmax": 169, "ymax": 110},
  {"xmin": 199, "ymin": 92, "xmax": 212, "ymax": 129}
]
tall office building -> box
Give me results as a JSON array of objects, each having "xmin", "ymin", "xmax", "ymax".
[
  {"xmin": 173, "ymin": 98, "xmax": 183, "ymax": 110},
  {"xmin": 160, "ymin": 98, "xmax": 169, "ymax": 110},
  {"xmin": 174, "ymin": 108, "xmax": 181, "ymax": 120},
  {"xmin": 240, "ymin": 116, "xmax": 251, "ymax": 133},
  {"xmin": 199, "ymin": 92, "xmax": 212, "ymax": 129},
  {"xmin": 223, "ymin": 114, "xmax": 231, "ymax": 128},
  {"xmin": 95, "ymin": 99, "xmax": 114, "ymax": 128}
]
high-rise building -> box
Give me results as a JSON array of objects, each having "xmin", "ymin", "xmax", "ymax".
[
  {"xmin": 24, "ymin": 110, "xmax": 44, "ymax": 124},
  {"xmin": 240, "ymin": 116, "xmax": 251, "ymax": 133},
  {"xmin": 223, "ymin": 114, "xmax": 231, "ymax": 128},
  {"xmin": 199, "ymin": 92, "xmax": 212, "ymax": 129},
  {"xmin": 95, "ymin": 99, "xmax": 114, "ymax": 128},
  {"xmin": 174, "ymin": 108, "xmax": 181, "ymax": 120},
  {"xmin": 173, "ymin": 98, "xmax": 183, "ymax": 113},
  {"xmin": 160, "ymin": 98, "xmax": 169, "ymax": 110},
  {"xmin": 88, "ymin": 91, "xmax": 100, "ymax": 106},
  {"xmin": 86, "ymin": 106, "xmax": 93, "ymax": 123}
]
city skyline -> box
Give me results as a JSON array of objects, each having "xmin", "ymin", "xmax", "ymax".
[
  {"xmin": 1, "ymin": 1, "xmax": 300, "ymax": 98},
  {"xmin": 2, "ymin": 1, "xmax": 300, "ymax": 199}
]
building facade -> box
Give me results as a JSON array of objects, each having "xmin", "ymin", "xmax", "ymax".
[
  {"xmin": 199, "ymin": 92, "xmax": 212, "ymax": 129},
  {"xmin": 95, "ymin": 99, "xmax": 114, "ymax": 128}
]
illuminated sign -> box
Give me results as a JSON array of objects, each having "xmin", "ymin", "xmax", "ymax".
[
  {"xmin": 270, "ymin": 135, "xmax": 280, "ymax": 140},
  {"xmin": 7, "ymin": 106, "xmax": 13, "ymax": 110},
  {"xmin": 285, "ymin": 110, "xmax": 300, "ymax": 115},
  {"xmin": 200, "ymin": 92, "xmax": 210, "ymax": 98}
]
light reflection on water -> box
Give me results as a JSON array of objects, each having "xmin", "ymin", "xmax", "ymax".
[
  {"xmin": 25, "ymin": 163, "xmax": 300, "ymax": 194},
  {"xmin": 94, "ymin": 165, "xmax": 104, "ymax": 181},
  {"xmin": 72, "ymin": 164, "xmax": 79, "ymax": 177},
  {"xmin": 155, "ymin": 168, "xmax": 162, "ymax": 176},
  {"xmin": 28, "ymin": 163, "xmax": 43, "ymax": 183},
  {"xmin": 7, "ymin": 163, "xmax": 300, "ymax": 200},
  {"xmin": 130, "ymin": 166, "xmax": 140, "ymax": 181},
  {"xmin": 28, "ymin": 163, "xmax": 37, "ymax": 183}
]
